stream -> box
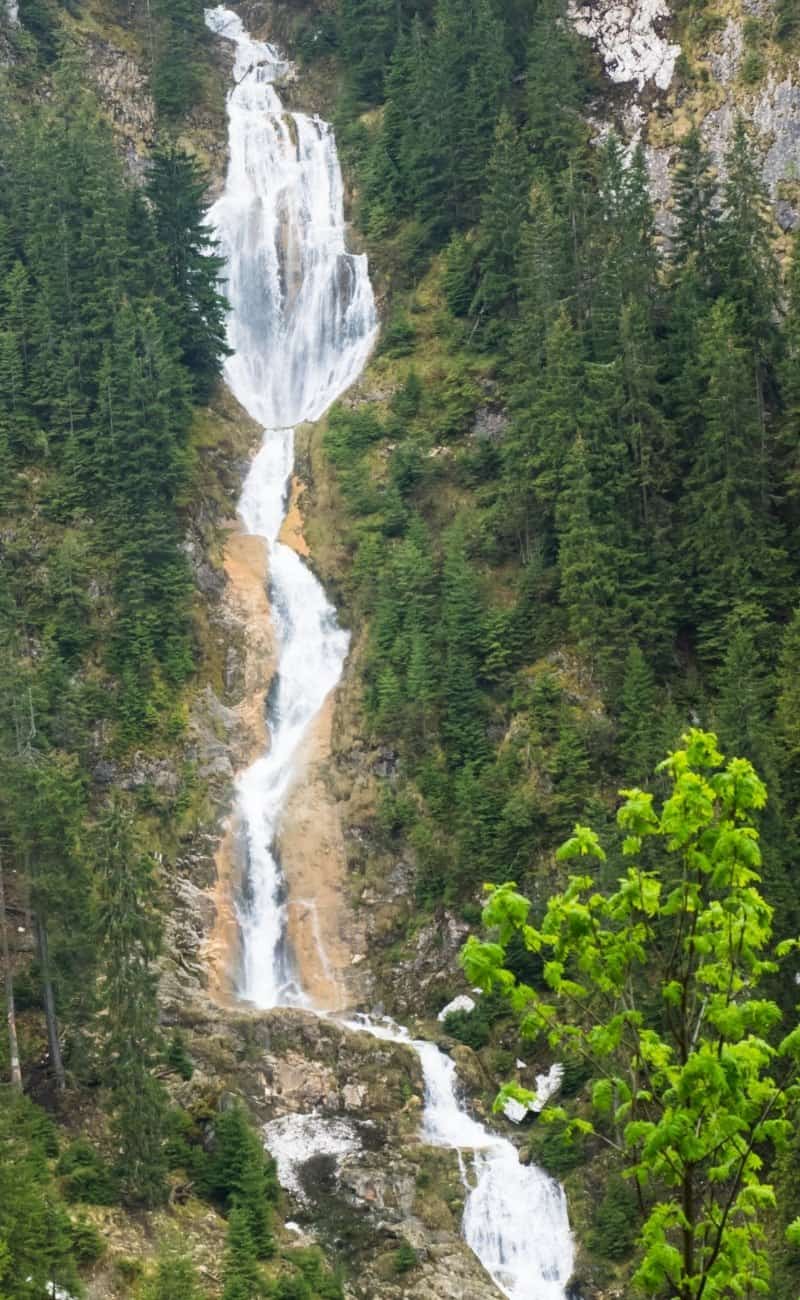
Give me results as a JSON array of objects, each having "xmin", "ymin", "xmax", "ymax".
[{"xmin": 204, "ymin": 8, "xmax": 574, "ymax": 1295}]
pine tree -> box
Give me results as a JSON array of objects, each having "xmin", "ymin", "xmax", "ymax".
[
  {"xmin": 717, "ymin": 117, "xmax": 780, "ymax": 371},
  {"xmin": 150, "ymin": 0, "xmax": 207, "ymax": 118},
  {"xmin": 472, "ymin": 110, "xmax": 530, "ymax": 323},
  {"xmin": 556, "ymin": 435, "xmax": 618, "ymax": 662},
  {"xmin": 617, "ymin": 645, "xmax": 659, "ymax": 782},
  {"xmin": 95, "ymin": 798, "xmax": 168, "ymax": 1206},
  {"xmin": 592, "ymin": 138, "xmax": 657, "ymax": 362},
  {"xmin": 671, "ymin": 125, "xmax": 719, "ymax": 284},
  {"xmin": 221, "ymin": 1206, "xmax": 264, "ymax": 1300},
  {"xmin": 525, "ymin": 0, "xmax": 587, "ymax": 179},
  {"xmin": 440, "ymin": 525, "xmax": 488, "ymax": 766},
  {"xmin": 504, "ymin": 306, "xmax": 583, "ymax": 544},
  {"xmin": 147, "ymin": 143, "xmax": 229, "ymax": 397},
  {"xmin": 339, "ymin": 0, "xmax": 396, "ymax": 103},
  {"xmin": 681, "ymin": 300, "xmax": 787, "ymax": 657}
]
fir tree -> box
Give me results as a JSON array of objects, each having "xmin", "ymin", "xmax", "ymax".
[
  {"xmin": 95, "ymin": 798, "xmax": 168, "ymax": 1206},
  {"xmin": 617, "ymin": 645, "xmax": 659, "ymax": 782},
  {"xmin": 221, "ymin": 1206, "xmax": 264, "ymax": 1300},
  {"xmin": 147, "ymin": 143, "xmax": 230, "ymax": 397}
]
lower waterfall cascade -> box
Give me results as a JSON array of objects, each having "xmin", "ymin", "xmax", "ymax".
[{"xmin": 204, "ymin": 7, "xmax": 574, "ymax": 1295}]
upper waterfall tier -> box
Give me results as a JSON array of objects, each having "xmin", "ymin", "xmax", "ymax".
[{"xmin": 206, "ymin": 6, "xmax": 377, "ymax": 432}]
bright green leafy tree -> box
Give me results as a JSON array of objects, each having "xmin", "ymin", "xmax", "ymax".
[{"xmin": 463, "ymin": 730, "xmax": 800, "ymax": 1300}]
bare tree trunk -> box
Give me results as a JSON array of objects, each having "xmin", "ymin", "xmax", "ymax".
[
  {"xmin": 0, "ymin": 853, "xmax": 22, "ymax": 1090},
  {"xmin": 34, "ymin": 913, "xmax": 64, "ymax": 1092}
]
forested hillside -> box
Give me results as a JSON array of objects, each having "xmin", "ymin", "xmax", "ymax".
[
  {"xmin": 3, "ymin": 0, "xmax": 800, "ymax": 1296},
  {"xmin": 292, "ymin": 0, "xmax": 800, "ymax": 1292},
  {"xmin": 0, "ymin": 3, "xmax": 346, "ymax": 1296}
]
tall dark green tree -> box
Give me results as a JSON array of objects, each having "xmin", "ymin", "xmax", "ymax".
[
  {"xmin": 95, "ymin": 798, "xmax": 168, "ymax": 1206},
  {"xmin": 147, "ymin": 143, "xmax": 229, "ymax": 397}
]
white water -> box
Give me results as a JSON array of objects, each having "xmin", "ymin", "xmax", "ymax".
[
  {"xmin": 353, "ymin": 1018, "xmax": 574, "ymax": 1299},
  {"xmin": 205, "ymin": 5, "xmax": 377, "ymax": 1006},
  {"xmin": 205, "ymin": 9, "xmax": 573, "ymax": 1296}
]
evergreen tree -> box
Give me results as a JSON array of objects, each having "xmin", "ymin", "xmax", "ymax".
[
  {"xmin": 95, "ymin": 798, "xmax": 168, "ymax": 1206},
  {"xmin": 717, "ymin": 118, "xmax": 780, "ymax": 376},
  {"xmin": 338, "ymin": 0, "xmax": 396, "ymax": 103},
  {"xmin": 617, "ymin": 645, "xmax": 659, "ymax": 782},
  {"xmin": 671, "ymin": 125, "xmax": 719, "ymax": 283},
  {"xmin": 472, "ymin": 110, "xmax": 530, "ymax": 323},
  {"xmin": 141, "ymin": 1251, "xmax": 207, "ymax": 1300},
  {"xmin": 556, "ymin": 435, "xmax": 616, "ymax": 661},
  {"xmin": 439, "ymin": 525, "xmax": 488, "ymax": 765},
  {"xmin": 525, "ymin": 0, "xmax": 587, "ymax": 179},
  {"xmin": 221, "ymin": 1206, "xmax": 264, "ymax": 1300},
  {"xmin": 146, "ymin": 143, "xmax": 230, "ymax": 397},
  {"xmin": 681, "ymin": 300, "xmax": 786, "ymax": 657},
  {"xmin": 150, "ymin": 0, "xmax": 207, "ymax": 118}
]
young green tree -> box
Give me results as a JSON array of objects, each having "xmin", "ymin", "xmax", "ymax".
[
  {"xmin": 140, "ymin": 1250, "xmax": 207, "ymax": 1300},
  {"xmin": 463, "ymin": 729, "xmax": 800, "ymax": 1300},
  {"xmin": 204, "ymin": 1103, "xmax": 278, "ymax": 1258},
  {"xmin": 221, "ymin": 1205, "xmax": 264, "ymax": 1300}
]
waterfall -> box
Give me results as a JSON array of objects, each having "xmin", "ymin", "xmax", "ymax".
[
  {"xmin": 205, "ymin": 5, "xmax": 377, "ymax": 1007},
  {"xmin": 205, "ymin": 9, "xmax": 573, "ymax": 1295}
]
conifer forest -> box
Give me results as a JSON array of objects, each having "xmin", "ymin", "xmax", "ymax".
[{"xmin": 4, "ymin": 0, "xmax": 800, "ymax": 1297}]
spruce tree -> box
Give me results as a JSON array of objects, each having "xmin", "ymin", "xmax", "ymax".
[
  {"xmin": 221, "ymin": 1206, "xmax": 264, "ymax": 1300},
  {"xmin": 472, "ymin": 110, "xmax": 530, "ymax": 324},
  {"xmin": 95, "ymin": 798, "xmax": 168, "ymax": 1206},
  {"xmin": 671, "ymin": 125, "xmax": 719, "ymax": 283},
  {"xmin": 717, "ymin": 117, "xmax": 779, "ymax": 371},
  {"xmin": 681, "ymin": 300, "xmax": 787, "ymax": 657},
  {"xmin": 525, "ymin": 0, "xmax": 587, "ymax": 179},
  {"xmin": 618, "ymin": 646, "xmax": 659, "ymax": 782},
  {"xmin": 146, "ymin": 143, "xmax": 229, "ymax": 397}
]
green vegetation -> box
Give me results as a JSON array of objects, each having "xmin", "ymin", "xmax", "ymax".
[
  {"xmin": 464, "ymin": 731, "xmax": 800, "ymax": 1297},
  {"xmin": 321, "ymin": 0, "xmax": 800, "ymax": 972}
]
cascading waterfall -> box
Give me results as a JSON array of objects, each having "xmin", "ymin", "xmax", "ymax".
[
  {"xmin": 353, "ymin": 1019, "xmax": 574, "ymax": 1299},
  {"xmin": 205, "ymin": 8, "xmax": 573, "ymax": 1295},
  {"xmin": 206, "ymin": 5, "xmax": 377, "ymax": 1007}
]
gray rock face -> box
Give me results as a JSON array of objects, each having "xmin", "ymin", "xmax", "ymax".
[
  {"xmin": 571, "ymin": 0, "xmax": 800, "ymax": 232},
  {"xmin": 569, "ymin": 0, "xmax": 680, "ymax": 90},
  {"xmin": 84, "ymin": 37, "xmax": 155, "ymax": 172},
  {"xmin": 175, "ymin": 1007, "xmax": 503, "ymax": 1300}
]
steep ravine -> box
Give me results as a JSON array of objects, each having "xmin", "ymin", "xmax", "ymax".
[{"xmin": 195, "ymin": 5, "xmax": 574, "ymax": 1294}]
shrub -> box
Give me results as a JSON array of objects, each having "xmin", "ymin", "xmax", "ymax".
[
  {"xmin": 394, "ymin": 1240, "xmax": 418, "ymax": 1274},
  {"xmin": 57, "ymin": 1139, "xmax": 117, "ymax": 1205},
  {"xmin": 442, "ymin": 1008, "xmax": 490, "ymax": 1049},
  {"xmin": 69, "ymin": 1215, "xmax": 106, "ymax": 1264},
  {"xmin": 587, "ymin": 1178, "xmax": 639, "ymax": 1261},
  {"xmin": 380, "ymin": 308, "xmax": 416, "ymax": 356}
]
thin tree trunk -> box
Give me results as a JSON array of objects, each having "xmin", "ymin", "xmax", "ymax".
[
  {"xmin": 0, "ymin": 853, "xmax": 22, "ymax": 1090},
  {"xmin": 34, "ymin": 913, "xmax": 65, "ymax": 1091}
]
